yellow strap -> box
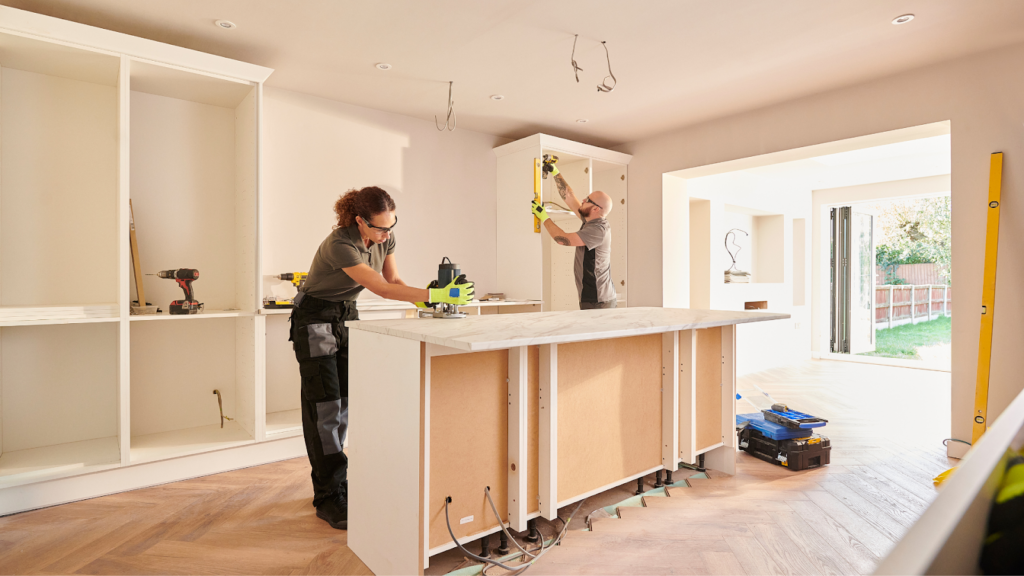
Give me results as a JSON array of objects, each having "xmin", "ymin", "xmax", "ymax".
[
  {"xmin": 533, "ymin": 159, "xmax": 542, "ymax": 233},
  {"xmin": 973, "ymin": 152, "xmax": 1003, "ymax": 444}
]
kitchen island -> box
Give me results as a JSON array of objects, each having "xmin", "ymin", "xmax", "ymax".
[{"xmin": 345, "ymin": 307, "xmax": 789, "ymax": 574}]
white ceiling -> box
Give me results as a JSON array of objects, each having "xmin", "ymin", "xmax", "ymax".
[{"xmin": 5, "ymin": 1, "xmax": 1024, "ymax": 147}]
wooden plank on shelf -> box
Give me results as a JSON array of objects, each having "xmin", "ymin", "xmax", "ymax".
[
  {"xmin": 427, "ymin": 350, "xmax": 509, "ymax": 549},
  {"xmin": 555, "ymin": 334, "xmax": 662, "ymax": 503}
]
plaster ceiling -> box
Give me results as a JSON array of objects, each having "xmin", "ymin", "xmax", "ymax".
[{"xmin": 5, "ymin": 0, "xmax": 1024, "ymax": 147}]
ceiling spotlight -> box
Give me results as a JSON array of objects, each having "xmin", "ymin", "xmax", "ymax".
[
  {"xmin": 214, "ymin": 20, "xmax": 237, "ymax": 30},
  {"xmin": 892, "ymin": 14, "xmax": 915, "ymax": 25},
  {"xmin": 576, "ymin": 119, "xmax": 589, "ymax": 124},
  {"xmin": 375, "ymin": 63, "xmax": 393, "ymax": 71},
  {"xmin": 490, "ymin": 94, "xmax": 505, "ymax": 101}
]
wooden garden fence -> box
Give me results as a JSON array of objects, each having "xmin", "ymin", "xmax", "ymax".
[{"xmin": 875, "ymin": 285, "xmax": 951, "ymax": 329}]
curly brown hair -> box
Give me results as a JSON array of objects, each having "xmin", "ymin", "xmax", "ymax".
[{"xmin": 334, "ymin": 186, "xmax": 396, "ymax": 228}]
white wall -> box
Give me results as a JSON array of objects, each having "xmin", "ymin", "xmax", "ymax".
[
  {"xmin": 618, "ymin": 40, "xmax": 1024, "ymax": 456},
  {"xmin": 261, "ymin": 88, "xmax": 507, "ymax": 300}
]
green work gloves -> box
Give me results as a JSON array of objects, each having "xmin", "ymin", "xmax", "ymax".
[
  {"xmin": 416, "ymin": 280, "xmax": 440, "ymax": 308},
  {"xmin": 543, "ymin": 162, "xmax": 559, "ymax": 178},
  {"xmin": 429, "ymin": 274, "xmax": 475, "ymax": 306},
  {"xmin": 531, "ymin": 200, "xmax": 549, "ymax": 223}
]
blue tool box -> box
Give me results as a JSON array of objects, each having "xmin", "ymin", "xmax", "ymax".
[{"xmin": 737, "ymin": 413, "xmax": 815, "ymax": 441}]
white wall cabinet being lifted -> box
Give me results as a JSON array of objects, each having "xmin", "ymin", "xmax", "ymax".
[
  {"xmin": 494, "ymin": 134, "xmax": 630, "ymax": 310},
  {"xmin": 0, "ymin": 6, "xmax": 291, "ymax": 515}
]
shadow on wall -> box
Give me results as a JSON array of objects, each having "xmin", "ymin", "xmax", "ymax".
[{"xmin": 261, "ymin": 87, "xmax": 506, "ymax": 297}]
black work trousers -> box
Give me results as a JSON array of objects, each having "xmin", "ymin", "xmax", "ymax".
[{"xmin": 289, "ymin": 294, "xmax": 359, "ymax": 508}]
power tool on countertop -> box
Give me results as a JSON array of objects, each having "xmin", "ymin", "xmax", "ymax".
[
  {"xmin": 148, "ymin": 269, "xmax": 203, "ymax": 315},
  {"xmin": 418, "ymin": 258, "xmax": 471, "ymax": 319},
  {"xmin": 263, "ymin": 273, "xmax": 309, "ymax": 309}
]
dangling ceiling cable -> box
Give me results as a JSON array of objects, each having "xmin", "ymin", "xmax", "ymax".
[
  {"xmin": 596, "ymin": 40, "xmax": 617, "ymax": 93},
  {"xmin": 571, "ymin": 34, "xmax": 583, "ymax": 82},
  {"xmin": 435, "ymin": 81, "xmax": 456, "ymax": 131}
]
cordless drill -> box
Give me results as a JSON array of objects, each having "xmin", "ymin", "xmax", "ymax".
[
  {"xmin": 152, "ymin": 269, "xmax": 203, "ymax": 315},
  {"xmin": 277, "ymin": 272, "xmax": 308, "ymax": 290}
]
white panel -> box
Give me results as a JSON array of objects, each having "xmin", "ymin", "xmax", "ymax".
[
  {"xmin": 265, "ymin": 314, "xmax": 300, "ymax": 414},
  {"xmin": 1, "ymin": 323, "xmax": 119, "ymax": 452},
  {"xmin": 0, "ymin": 67, "xmax": 118, "ymax": 307},
  {"xmin": 0, "ymin": 30, "xmax": 119, "ymax": 86},
  {"xmin": 348, "ymin": 330, "xmax": 422, "ymax": 576},
  {"xmin": 507, "ymin": 346, "xmax": 528, "ymax": 531},
  {"xmin": 662, "ymin": 176, "xmax": 689, "ymax": 308},
  {"xmin": 705, "ymin": 324, "xmax": 736, "ymax": 476},
  {"xmin": 593, "ymin": 163, "xmax": 628, "ymax": 305},
  {"xmin": 118, "ymin": 55, "xmax": 131, "ymax": 464},
  {"xmin": 235, "ymin": 316, "xmax": 257, "ymax": 438},
  {"xmin": 129, "ymin": 90, "xmax": 238, "ymax": 311},
  {"xmin": 496, "ymin": 146, "xmax": 543, "ymax": 301},
  {"xmin": 662, "ymin": 331, "xmax": 679, "ymax": 469},
  {"xmin": 678, "ymin": 329, "xmax": 697, "ymax": 464},
  {"xmin": 538, "ymin": 344, "xmax": 558, "ymax": 519},
  {"xmin": 234, "ymin": 87, "xmax": 258, "ymax": 312},
  {"xmin": 131, "ymin": 59, "xmax": 254, "ymax": 109}
]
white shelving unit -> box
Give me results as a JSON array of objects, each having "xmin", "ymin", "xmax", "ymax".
[
  {"xmin": 494, "ymin": 134, "xmax": 631, "ymax": 309},
  {"xmin": 0, "ymin": 6, "xmax": 293, "ymax": 516}
]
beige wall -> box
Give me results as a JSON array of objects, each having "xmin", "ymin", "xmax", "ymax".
[
  {"xmin": 617, "ymin": 41, "xmax": 1024, "ymax": 456},
  {"xmin": 262, "ymin": 87, "xmax": 507, "ymax": 299}
]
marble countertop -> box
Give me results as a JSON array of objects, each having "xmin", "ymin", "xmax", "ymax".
[
  {"xmin": 346, "ymin": 306, "xmax": 790, "ymax": 351},
  {"xmin": 259, "ymin": 298, "xmax": 542, "ymax": 315}
]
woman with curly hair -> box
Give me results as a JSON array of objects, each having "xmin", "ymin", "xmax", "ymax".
[{"xmin": 290, "ymin": 186, "xmax": 474, "ymax": 530}]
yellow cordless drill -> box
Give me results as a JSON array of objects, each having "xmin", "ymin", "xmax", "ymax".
[{"xmin": 262, "ymin": 273, "xmax": 309, "ymax": 309}]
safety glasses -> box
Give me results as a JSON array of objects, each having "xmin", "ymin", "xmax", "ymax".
[
  {"xmin": 363, "ymin": 215, "xmax": 398, "ymax": 233},
  {"xmin": 584, "ymin": 197, "xmax": 603, "ymax": 210}
]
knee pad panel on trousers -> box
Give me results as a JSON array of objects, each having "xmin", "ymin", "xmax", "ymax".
[{"xmin": 300, "ymin": 359, "xmax": 340, "ymax": 401}]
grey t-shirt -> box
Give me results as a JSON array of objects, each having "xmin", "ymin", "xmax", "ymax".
[
  {"xmin": 300, "ymin": 225, "xmax": 396, "ymax": 302},
  {"xmin": 574, "ymin": 217, "xmax": 616, "ymax": 304}
]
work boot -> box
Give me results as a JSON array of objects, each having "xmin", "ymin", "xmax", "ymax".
[{"xmin": 316, "ymin": 495, "xmax": 348, "ymax": 530}]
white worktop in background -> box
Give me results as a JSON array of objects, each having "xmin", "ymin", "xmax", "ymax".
[
  {"xmin": 346, "ymin": 306, "xmax": 790, "ymax": 351},
  {"xmin": 259, "ymin": 298, "xmax": 541, "ymax": 315}
]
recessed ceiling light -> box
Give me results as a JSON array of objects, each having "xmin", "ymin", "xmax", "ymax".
[
  {"xmin": 892, "ymin": 14, "xmax": 915, "ymax": 25},
  {"xmin": 576, "ymin": 119, "xmax": 589, "ymax": 124},
  {"xmin": 214, "ymin": 20, "xmax": 237, "ymax": 30},
  {"xmin": 490, "ymin": 94, "xmax": 505, "ymax": 101},
  {"xmin": 375, "ymin": 63, "xmax": 393, "ymax": 71}
]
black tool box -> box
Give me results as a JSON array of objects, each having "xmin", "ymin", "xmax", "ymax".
[{"xmin": 738, "ymin": 427, "xmax": 831, "ymax": 471}]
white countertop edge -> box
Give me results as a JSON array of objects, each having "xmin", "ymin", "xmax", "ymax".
[
  {"xmin": 347, "ymin": 311, "xmax": 790, "ymax": 352},
  {"xmin": 259, "ymin": 299, "xmax": 542, "ymax": 315}
]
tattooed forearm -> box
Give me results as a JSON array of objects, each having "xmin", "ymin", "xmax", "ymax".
[
  {"xmin": 555, "ymin": 174, "xmax": 570, "ymax": 200},
  {"xmin": 554, "ymin": 236, "xmax": 571, "ymax": 246}
]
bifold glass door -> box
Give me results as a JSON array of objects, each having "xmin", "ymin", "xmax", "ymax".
[{"xmin": 831, "ymin": 206, "xmax": 876, "ymax": 354}]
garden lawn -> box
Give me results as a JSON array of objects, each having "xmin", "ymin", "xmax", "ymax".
[{"xmin": 860, "ymin": 315, "xmax": 951, "ymax": 360}]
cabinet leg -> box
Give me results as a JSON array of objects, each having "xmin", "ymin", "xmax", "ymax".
[
  {"xmin": 698, "ymin": 453, "xmax": 706, "ymax": 472},
  {"xmin": 665, "ymin": 470, "xmax": 674, "ymax": 485},
  {"xmin": 654, "ymin": 470, "xmax": 664, "ymax": 488},
  {"xmin": 525, "ymin": 518, "xmax": 541, "ymax": 543},
  {"xmin": 480, "ymin": 533, "xmax": 490, "ymax": 558},
  {"xmin": 497, "ymin": 530, "xmax": 511, "ymax": 556},
  {"xmin": 635, "ymin": 477, "xmax": 644, "ymax": 495}
]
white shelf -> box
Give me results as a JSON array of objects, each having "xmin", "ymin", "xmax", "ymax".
[
  {"xmin": 0, "ymin": 436, "xmax": 120, "ymax": 489},
  {"xmin": 266, "ymin": 409, "xmax": 302, "ymax": 438},
  {"xmin": 130, "ymin": 422, "xmax": 254, "ymax": 464},
  {"xmin": 130, "ymin": 309, "xmax": 253, "ymax": 321}
]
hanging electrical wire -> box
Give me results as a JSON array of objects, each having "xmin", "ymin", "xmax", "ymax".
[
  {"xmin": 596, "ymin": 40, "xmax": 617, "ymax": 93},
  {"xmin": 570, "ymin": 34, "xmax": 583, "ymax": 82},
  {"xmin": 435, "ymin": 81, "xmax": 456, "ymax": 131}
]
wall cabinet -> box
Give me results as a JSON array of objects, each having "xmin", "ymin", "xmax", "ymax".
[{"xmin": 494, "ymin": 134, "xmax": 631, "ymax": 310}]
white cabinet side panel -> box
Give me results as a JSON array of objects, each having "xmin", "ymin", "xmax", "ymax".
[
  {"xmin": 594, "ymin": 165, "xmax": 628, "ymax": 305},
  {"xmin": 118, "ymin": 55, "xmax": 131, "ymax": 464},
  {"xmin": 348, "ymin": 330, "xmax": 422, "ymax": 576},
  {"xmin": 678, "ymin": 330, "xmax": 697, "ymax": 464},
  {"xmin": 496, "ymin": 146, "xmax": 542, "ymax": 301},
  {"xmin": 234, "ymin": 87, "xmax": 258, "ymax": 312},
  {"xmin": 235, "ymin": 315, "xmax": 256, "ymax": 438}
]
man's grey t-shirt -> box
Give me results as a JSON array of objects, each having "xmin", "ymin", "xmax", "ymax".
[
  {"xmin": 574, "ymin": 217, "xmax": 616, "ymax": 304},
  {"xmin": 300, "ymin": 225, "xmax": 396, "ymax": 302}
]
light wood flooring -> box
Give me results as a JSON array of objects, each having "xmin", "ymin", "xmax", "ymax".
[
  {"xmin": 0, "ymin": 360, "xmax": 952, "ymax": 575},
  {"xmin": 526, "ymin": 360, "xmax": 955, "ymax": 575}
]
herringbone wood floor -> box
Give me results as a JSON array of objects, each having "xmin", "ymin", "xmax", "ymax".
[
  {"xmin": 525, "ymin": 360, "xmax": 955, "ymax": 575},
  {"xmin": 0, "ymin": 360, "xmax": 951, "ymax": 575}
]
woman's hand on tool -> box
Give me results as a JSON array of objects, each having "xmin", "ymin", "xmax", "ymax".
[
  {"xmin": 429, "ymin": 275, "xmax": 474, "ymax": 306},
  {"xmin": 531, "ymin": 200, "xmax": 549, "ymax": 223}
]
